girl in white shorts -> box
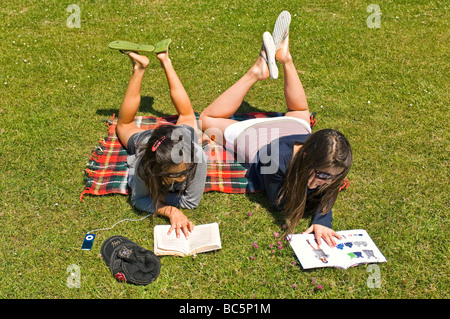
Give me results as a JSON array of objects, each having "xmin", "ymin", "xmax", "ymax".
[
  {"xmin": 199, "ymin": 12, "xmax": 353, "ymax": 247},
  {"xmin": 223, "ymin": 115, "xmax": 311, "ymax": 163}
]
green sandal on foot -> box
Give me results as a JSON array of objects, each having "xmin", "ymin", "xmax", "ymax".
[
  {"xmin": 153, "ymin": 38, "xmax": 172, "ymax": 53},
  {"xmin": 108, "ymin": 40, "xmax": 155, "ymax": 53}
]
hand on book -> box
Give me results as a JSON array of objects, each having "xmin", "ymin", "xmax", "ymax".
[
  {"xmin": 303, "ymin": 224, "xmax": 342, "ymax": 247},
  {"xmin": 156, "ymin": 202, "xmax": 195, "ymax": 239}
]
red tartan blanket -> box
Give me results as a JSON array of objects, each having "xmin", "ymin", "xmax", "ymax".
[
  {"xmin": 79, "ymin": 112, "xmax": 349, "ymax": 202},
  {"xmin": 81, "ymin": 112, "xmax": 300, "ymax": 201}
]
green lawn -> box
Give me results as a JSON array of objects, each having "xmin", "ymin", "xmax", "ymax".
[{"xmin": 0, "ymin": 0, "xmax": 448, "ymax": 299}]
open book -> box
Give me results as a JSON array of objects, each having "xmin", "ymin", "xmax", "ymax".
[
  {"xmin": 288, "ymin": 229, "xmax": 387, "ymax": 269},
  {"xmin": 153, "ymin": 222, "xmax": 222, "ymax": 257}
]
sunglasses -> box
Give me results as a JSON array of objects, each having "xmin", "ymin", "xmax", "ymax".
[
  {"xmin": 314, "ymin": 169, "xmax": 343, "ymax": 181},
  {"xmin": 161, "ymin": 165, "xmax": 195, "ymax": 178}
]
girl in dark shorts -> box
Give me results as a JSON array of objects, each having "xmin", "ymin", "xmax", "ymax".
[
  {"xmin": 116, "ymin": 49, "xmax": 207, "ymax": 239},
  {"xmin": 200, "ymin": 12, "xmax": 352, "ymax": 246}
]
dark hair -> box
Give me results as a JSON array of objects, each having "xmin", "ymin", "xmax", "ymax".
[
  {"xmin": 278, "ymin": 129, "xmax": 352, "ymax": 236},
  {"xmin": 137, "ymin": 124, "xmax": 198, "ymax": 203}
]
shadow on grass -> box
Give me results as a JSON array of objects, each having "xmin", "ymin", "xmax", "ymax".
[
  {"xmin": 96, "ymin": 98, "xmax": 268, "ymax": 119},
  {"xmin": 96, "ymin": 96, "xmax": 173, "ymax": 118},
  {"xmin": 245, "ymin": 192, "xmax": 287, "ymax": 228},
  {"xmin": 245, "ymin": 190, "xmax": 321, "ymax": 235},
  {"xmin": 235, "ymin": 100, "xmax": 269, "ymax": 114}
]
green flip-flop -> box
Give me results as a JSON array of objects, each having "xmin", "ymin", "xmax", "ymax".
[
  {"xmin": 153, "ymin": 38, "xmax": 172, "ymax": 53},
  {"xmin": 108, "ymin": 40, "xmax": 155, "ymax": 53}
]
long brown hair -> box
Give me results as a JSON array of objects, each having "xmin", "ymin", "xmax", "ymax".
[
  {"xmin": 137, "ymin": 124, "xmax": 198, "ymax": 203},
  {"xmin": 278, "ymin": 129, "xmax": 352, "ymax": 235}
]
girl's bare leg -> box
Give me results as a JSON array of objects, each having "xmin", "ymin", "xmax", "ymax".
[
  {"xmin": 276, "ymin": 35, "xmax": 310, "ymax": 123},
  {"xmin": 116, "ymin": 53, "xmax": 149, "ymax": 148},
  {"xmin": 199, "ymin": 51, "xmax": 270, "ymax": 145},
  {"xmin": 156, "ymin": 51, "xmax": 197, "ymax": 131}
]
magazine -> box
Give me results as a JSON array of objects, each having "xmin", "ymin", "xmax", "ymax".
[{"xmin": 288, "ymin": 229, "xmax": 387, "ymax": 269}]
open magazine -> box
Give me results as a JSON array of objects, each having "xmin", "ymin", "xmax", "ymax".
[
  {"xmin": 153, "ymin": 222, "xmax": 222, "ymax": 257},
  {"xmin": 288, "ymin": 229, "xmax": 387, "ymax": 269}
]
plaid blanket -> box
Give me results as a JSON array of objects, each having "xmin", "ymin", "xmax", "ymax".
[{"xmin": 80, "ymin": 112, "xmax": 322, "ymax": 201}]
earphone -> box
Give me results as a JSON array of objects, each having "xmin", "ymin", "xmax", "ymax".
[
  {"xmin": 86, "ymin": 213, "xmax": 153, "ymax": 234},
  {"xmin": 81, "ymin": 213, "xmax": 153, "ymax": 250}
]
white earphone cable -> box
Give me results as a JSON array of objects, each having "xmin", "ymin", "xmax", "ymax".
[{"xmin": 87, "ymin": 214, "xmax": 153, "ymax": 234}]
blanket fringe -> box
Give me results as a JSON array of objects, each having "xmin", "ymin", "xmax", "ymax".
[
  {"xmin": 339, "ymin": 179, "xmax": 350, "ymax": 192},
  {"xmin": 310, "ymin": 112, "xmax": 317, "ymax": 128},
  {"xmin": 80, "ymin": 189, "xmax": 89, "ymax": 202},
  {"xmin": 84, "ymin": 168, "xmax": 97, "ymax": 177}
]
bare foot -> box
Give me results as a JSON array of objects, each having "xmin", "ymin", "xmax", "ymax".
[
  {"xmin": 128, "ymin": 52, "xmax": 149, "ymax": 70},
  {"xmin": 251, "ymin": 50, "xmax": 270, "ymax": 81},
  {"xmin": 275, "ymin": 34, "xmax": 292, "ymax": 64},
  {"xmin": 156, "ymin": 50, "xmax": 172, "ymax": 68},
  {"xmin": 156, "ymin": 50, "xmax": 170, "ymax": 61}
]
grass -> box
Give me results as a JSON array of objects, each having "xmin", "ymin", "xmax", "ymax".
[{"xmin": 0, "ymin": 0, "xmax": 448, "ymax": 299}]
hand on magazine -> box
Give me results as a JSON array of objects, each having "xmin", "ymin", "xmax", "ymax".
[{"xmin": 303, "ymin": 224, "xmax": 342, "ymax": 247}]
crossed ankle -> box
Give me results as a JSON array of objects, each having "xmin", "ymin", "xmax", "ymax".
[
  {"xmin": 158, "ymin": 56, "xmax": 172, "ymax": 66},
  {"xmin": 278, "ymin": 53, "xmax": 293, "ymax": 65},
  {"xmin": 132, "ymin": 64, "xmax": 147, "ymax": 72}
]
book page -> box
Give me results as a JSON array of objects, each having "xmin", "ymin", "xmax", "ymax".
[
  {"xmin": 288, "ymin": 229, "xmax": 387, "ymax": 269},
  {"xmin": 154, "ymin": 223, "xmax": 221, "ymax": 256},
  {"xmin": 186, "ymin": 222, "xmax": 222, "ymax": 254},
  {"xmin": 154, "ymin": 224, "xmax": 190, "ymax": 256}
]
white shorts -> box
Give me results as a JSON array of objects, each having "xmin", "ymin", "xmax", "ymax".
[{"xmin": 223, "ymin": 116, "xmax": 311, "ymax": 163}]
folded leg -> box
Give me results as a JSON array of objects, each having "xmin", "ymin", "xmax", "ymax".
[
  {"xmin": 199, "ymin": 47, "xmax": 270, "ymax": 145},
  {"xmin": 156, "ymin": 51, "xmax": 197, "ymax": 131},
  {"xmin": 276, "ymin": 35, "xmax": 310, "ymax": 124}
]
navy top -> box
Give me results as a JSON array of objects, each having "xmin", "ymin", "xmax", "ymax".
[{"xmin": 245, "ymin": 134, "xmax": 333, "ymax": 229}]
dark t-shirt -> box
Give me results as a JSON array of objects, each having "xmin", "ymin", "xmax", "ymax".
[{"xmin": 245, "ymin": 134, "xmax": 333, "ymax": 228}]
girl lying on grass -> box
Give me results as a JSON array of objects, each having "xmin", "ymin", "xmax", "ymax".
[
  {"xmin": 200, "ymin": 11, "xmax": 352, "ymax": 247},
  {"xmin": 116, "ymin": 48, "xmax": 206, "ymax": 239}
]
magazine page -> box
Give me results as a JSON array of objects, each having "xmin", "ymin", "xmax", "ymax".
[
  {"xmin": 288, "ymin": 229, "xmax": 387, "ymax": 269},
  {"xmin": 334, "ymin": 229, "xmax": 387, "ymax": 268}
]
